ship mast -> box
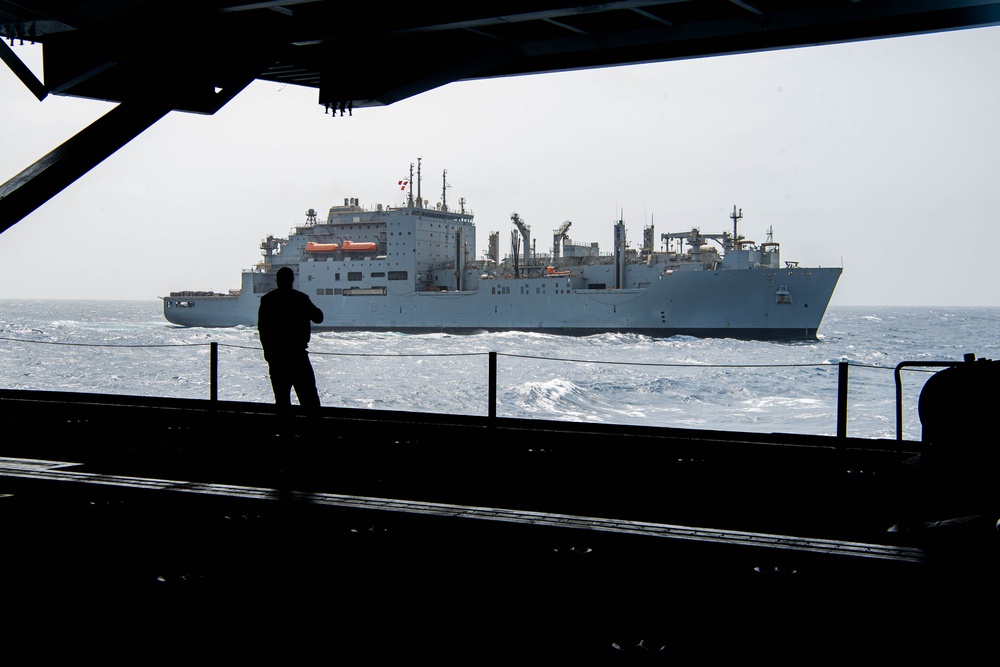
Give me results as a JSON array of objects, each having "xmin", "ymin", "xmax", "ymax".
[
  {"xmin": 730, "ymin": 205, "xmax": 742, "ymax": 251},
  {"xmin": 441, "ymin": 168, "xmax": 448, "ymax": 212},
  {"xmin": 406, "ymin": 162, "xmax": 415, "ymax": 208},
  {"xmin": 416, "ymin": 157, "xmax": 422, "ymax": 208}
]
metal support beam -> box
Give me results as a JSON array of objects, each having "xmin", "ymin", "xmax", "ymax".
[
  {"xmin": 0, "ymin": 39, "xmax": 46, "ymax": 101},
  {"xmin": 0, "ymin": 100, "xmax": 171, "ymax": 234}
]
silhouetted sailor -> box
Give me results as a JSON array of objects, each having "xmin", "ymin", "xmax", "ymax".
[{"xmin": 257, "ymin": 267, "xmax": 324, "ymax": 424}]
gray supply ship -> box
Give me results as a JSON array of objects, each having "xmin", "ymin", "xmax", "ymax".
[{"xmin": 162, "ymin": 162, "xmax": 841, "ymax": 339}]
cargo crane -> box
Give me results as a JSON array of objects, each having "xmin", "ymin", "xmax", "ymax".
[
  {"xmin": 511, "ymin": 213, "xmax": 531, "ymax": 276},
  {"xmin": 552, "ymin": 220, "xmax": 571, "ymax": 264}
]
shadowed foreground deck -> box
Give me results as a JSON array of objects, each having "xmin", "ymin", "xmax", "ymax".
[{"xmin": 1, "ymin": 389, "xmax": 996, "ymax": 658}]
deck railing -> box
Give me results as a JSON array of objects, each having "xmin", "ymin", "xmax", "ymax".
[{"xmin": 0, "ymin": 334, "xmax": 967, "ymax": 441}]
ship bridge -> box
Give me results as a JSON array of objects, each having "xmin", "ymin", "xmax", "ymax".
[{"xmin": 2, "ymin": 1, "xmax": 999, "ymax": 233}]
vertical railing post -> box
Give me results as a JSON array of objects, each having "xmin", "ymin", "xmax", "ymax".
[
  {"xmin": 488, "ymin": 351, "xmax": 497, "ymax": 422},
  {"xmin": 894, "ymin": 363, "xmax": 904, "ymax": 441},
  {"xmin": 210, "ymin": 341, "xmax": 218, "ymax": 403},
  {"xmin": 837, "ymin": 361, "xmax": 848, "ymax": 440}
]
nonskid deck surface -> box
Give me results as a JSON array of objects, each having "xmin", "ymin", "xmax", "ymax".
[
  {"xmin": 0, "ymin": 388, "xmax": 982, "ymax": 552},
  {"xmin": 0, "ymin": 455, "xmax": 926, "ymax": 566},
  {"xmin": 0, "ymin": 455, "xmax": 985, "ymax": 658},
  {"xmin": 0, "ymin": 388, "xmax": 925, "ymax": 539},
  {"xmin": 1, "ymin": 390, "xmax": 993, "ymax": 655}
]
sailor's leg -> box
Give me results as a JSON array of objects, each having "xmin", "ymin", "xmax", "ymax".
[
  {"xmin": 292, "ymin": 357, "xmax": 321, "ymax": 413},
  {"xmin": 269, "ymin": 364, "xmax": 294, "ymax": 424}
]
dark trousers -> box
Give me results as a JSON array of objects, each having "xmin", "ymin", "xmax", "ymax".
[{"xmin": 267, "ymin": 352, "xmax": 321, "ymax": 418}]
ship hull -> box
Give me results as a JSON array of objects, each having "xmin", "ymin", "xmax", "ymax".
[{"xmin": 163, "ymin": 266, "xmax": 841, "ymax": 340}]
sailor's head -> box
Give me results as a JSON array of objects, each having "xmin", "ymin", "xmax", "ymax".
[{"xmin": 276, "ymin": 267, "xmax": 294, "ymax": 289}]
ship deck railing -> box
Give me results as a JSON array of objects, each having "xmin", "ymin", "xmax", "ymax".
[{"xmin": 0, "ymin": 333, "xmax": 967, "ymax": 442}]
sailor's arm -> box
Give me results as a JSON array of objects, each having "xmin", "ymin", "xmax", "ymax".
[{"xmin": 310, "ymin": 302, "xmax": 324, "ymax": 324}]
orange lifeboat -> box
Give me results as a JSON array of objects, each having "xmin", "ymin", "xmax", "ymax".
[
  {"xmin": 342, "ymin": 240, "xmax": 377, "ymax": 252},
  {"xmin": 545, "ymin": 265, "xmax": 571, "ymax": 276},
  {"xmin": 306, "ymin": 241, "xmax": 340, "ymax": 252}
]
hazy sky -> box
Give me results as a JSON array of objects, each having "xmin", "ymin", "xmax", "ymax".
[{"xmin": 2, "ymin": 26, "xmax": 999, "ymax": 306}]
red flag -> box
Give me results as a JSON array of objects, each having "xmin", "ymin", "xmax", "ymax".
[{"xmin": 398, "ymin": 179, "xmax": 408, "ymax": 190}]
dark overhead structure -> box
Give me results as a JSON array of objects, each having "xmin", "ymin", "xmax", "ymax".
[{"xmin": 2, "ymin": 1, "xmax": 999, "ymax": 232}]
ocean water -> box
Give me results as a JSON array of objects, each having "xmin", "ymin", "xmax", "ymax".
[{"xmin": 0, "ymin": 299, "xmax": 997, "ymax": 441}]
